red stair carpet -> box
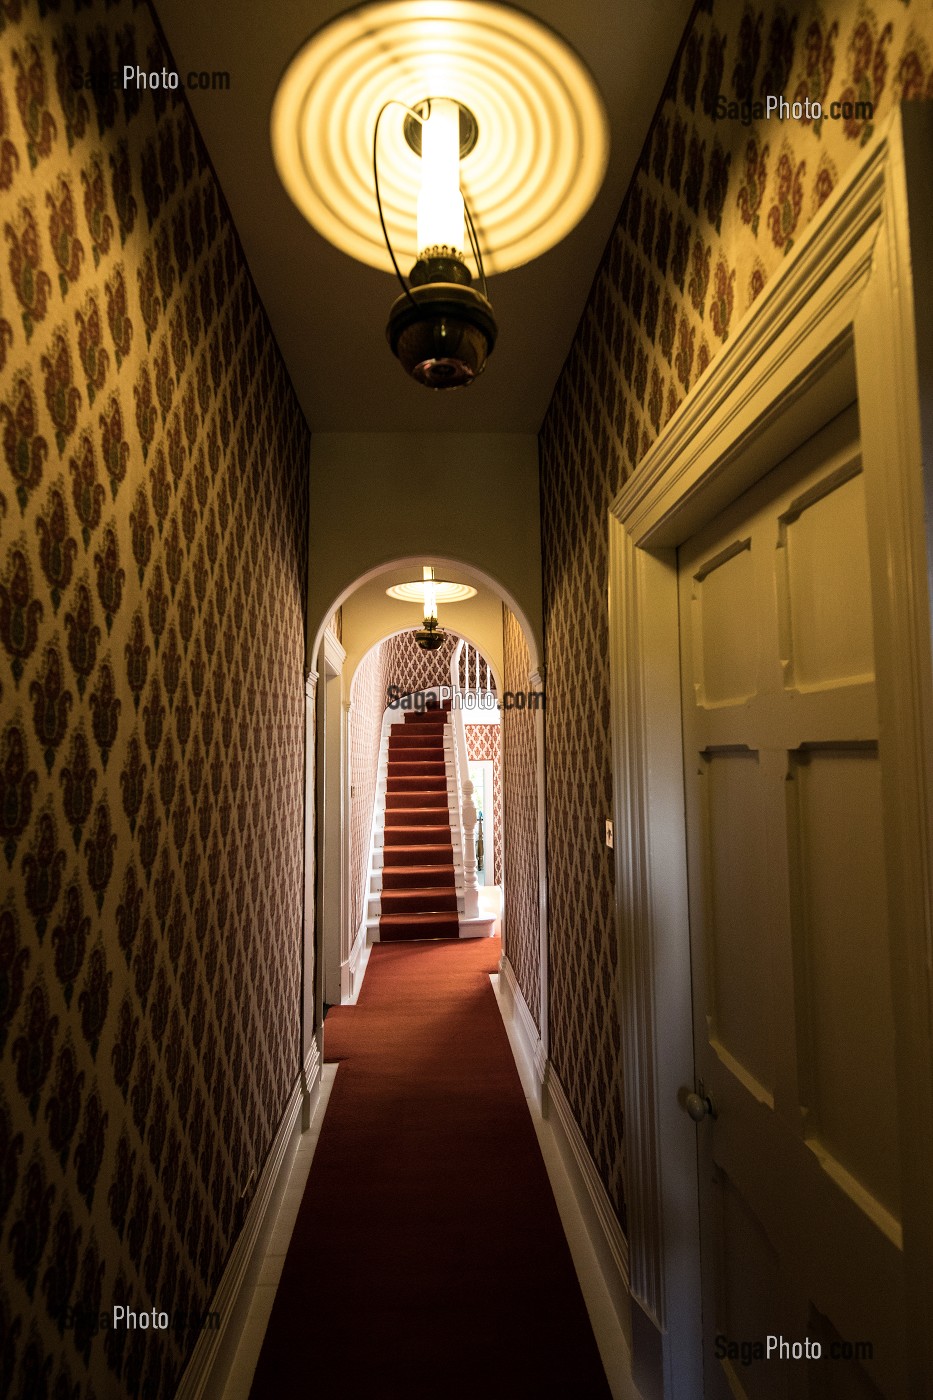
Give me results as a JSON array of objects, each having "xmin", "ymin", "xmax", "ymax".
[
  {"xmin": 248, "ymin": 937, "xmax": 612, "ymax": 1399},
  {"xmin": 379, "ymin": 707, "xmax": 460, "ymax": 942}
]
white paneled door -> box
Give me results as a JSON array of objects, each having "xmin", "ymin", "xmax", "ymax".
[{"xmin": 679, "ymin": 405, "xmax": 905, "ymax": 1399}]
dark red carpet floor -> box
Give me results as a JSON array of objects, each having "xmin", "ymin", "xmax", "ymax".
[{"xmin": 248, "ymin": 936, "xmax": 612, "ymax": 1398}]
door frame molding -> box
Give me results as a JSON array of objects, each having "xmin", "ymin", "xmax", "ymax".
[
  {"xmin": 608, "ymin": 105, "xmax": 933, "ymax": 1399},
  {"xmin": 316, "ymin": 627, "xmax": 349, "ymax": 1008}
]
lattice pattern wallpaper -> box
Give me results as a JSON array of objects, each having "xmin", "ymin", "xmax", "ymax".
[
  {"xmin": 381, "ymin": 628, "xmax": 458, "ymax": 694},
  {"xmin": 0, "ymin": 2, "xmax": 310, "ymax": 1394},
  {"xmin": 464, "ymin": 723, "xmax": 501, "ymax": 886},
  {"xmin": 348, "ymin": 638, "xmax": 391, "ymax": 935},
  {"xmin": 540, "ymin": 0, "xmax": 933, "ymax": 1229},
  {"xmin": 501, "ymin": 606, "xmax": 540, "ymax": 1029}
]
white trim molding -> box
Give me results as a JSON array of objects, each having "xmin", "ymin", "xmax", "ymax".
[
  {"xmin": 528, "ymin": 664, "xmax": 549, "ymax": 1059},
  {"xmin": 499, "ymin": 953, "xmax": 547, "ymax": 1089},
  {"xmin": 321, "ymin": 627, "xmax": 346, "ymax": 673},
  {"xmin": 175, "ymin": 1043, "xmax": 321, "ymax": 1400},
  {"xmin": 608, "ymin": 105, "xmax": 933, "ymax": 1400},
  {"xmin": 546, "ymin": 1068, "xmax": 629, "ymax": 1318}
]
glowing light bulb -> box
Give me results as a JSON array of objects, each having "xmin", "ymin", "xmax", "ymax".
[
  {"xmin": 422, "ymin": 565, "xmax": 438, "ymax": 624},
  {"xmin": 416, "ymin": 99, "xmax": 464, "ymax": 257}
]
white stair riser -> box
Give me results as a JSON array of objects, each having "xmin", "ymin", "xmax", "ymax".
[
  {"xmin": 375, "ymin": 835, "xmax": 462, "ymax": 851},
  {"xmin": 368, "ymin": 893, "xmax": 466, "ymax": 919},
  {"xmin": 371, "ymin": 871, "xmax": 464, "ymax": 892},
  {"xmin": 376, "ymin": 805, "xmax": 460, "ymax": 824},
  {"xmin": 372, "ymin": 845, "xmax": 462, "ymax": 868}
]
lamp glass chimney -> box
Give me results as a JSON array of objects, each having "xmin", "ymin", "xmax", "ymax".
[
  {"xmin": 422, "ymin": 565, "xmax": 438, "ymax": 625},
  {"xmin": 416, "ymin": 99, "xmax": 465, "ymax": 256}
]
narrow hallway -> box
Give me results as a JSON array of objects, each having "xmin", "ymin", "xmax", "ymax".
[
  {"xmin": 3, "ymin": 0, "xmax": 933, "ymax": 1396},
  {"xmin": 246, "ymin": 937, "xmax": 613, "ymax": 1398}
]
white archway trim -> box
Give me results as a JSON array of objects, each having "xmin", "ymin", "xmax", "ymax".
[{"xmin": 309, "ymin": 554, "xmax": 541, "ymax": 680}]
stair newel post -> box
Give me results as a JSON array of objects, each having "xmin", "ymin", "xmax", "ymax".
[{"xmin": 461, "ymin": 778, "xmax": 480, "ymax": 918}]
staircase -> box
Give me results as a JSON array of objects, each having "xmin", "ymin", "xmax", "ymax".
[{"xmin": 369, "ymin": 705, "xmax": 462, "ymax": 941}]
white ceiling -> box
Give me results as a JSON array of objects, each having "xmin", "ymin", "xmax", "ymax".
[{"xmin": 154, "ymin": 0, "xmax": 692, "ymax": 433}]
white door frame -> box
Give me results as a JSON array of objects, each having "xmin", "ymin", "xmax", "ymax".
[
  {"xmin": 317, "ymin": 628, "xmax": 349, "ymax": 1008},
  {"xmin": 608, "ymin": 105, "xmax": 933, "ymax": 1400}
]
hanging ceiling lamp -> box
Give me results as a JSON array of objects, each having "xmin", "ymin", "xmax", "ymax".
[
  {"xmin": 415, "ymin": 566, "xmax": 446, "ymax": 650},
  {"xmin": 380, "ymin": 95, "xmax": 495, "ymax": 387},
  {"xmin": 386, "ymin": 578, "xmax": 477, "ymax": 603},
  {"xmin": 271, "ymin": 1, "xmax": 609, "ymax": 389}
]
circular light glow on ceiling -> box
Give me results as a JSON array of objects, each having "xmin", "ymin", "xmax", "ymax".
[
  {"xmin": 271, "ymin": 1, "xmax": 610, "ymax": 275},
  {"xmin": 386, "ymin": 580, "xmax": 478, "ymax": 603}
]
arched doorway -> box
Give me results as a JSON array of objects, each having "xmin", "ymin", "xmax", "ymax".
[{"xmin": 304, "ymin": 558, "xmax": 546, "ymax": 1073}]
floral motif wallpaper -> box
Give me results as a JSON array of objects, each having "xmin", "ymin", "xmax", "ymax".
[
  {"xmin": 0, "ymin": 1, "xmax": 310, "ymax": 1394},
  {"xmin": 540, "ymin": 0, "xmax": 933, "ymax": 1226},
  {"xmin": 501, "ymin": 605, "xmax": 540, "ymax": 1029}
]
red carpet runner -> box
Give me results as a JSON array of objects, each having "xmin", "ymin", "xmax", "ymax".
[
  {"xmin": 379, "ymin": 707, "xmax": 460, "ymax": 942},
  {"xmin": 248, "ymin": 938, "xmax": 612, "ymax": 1398}
]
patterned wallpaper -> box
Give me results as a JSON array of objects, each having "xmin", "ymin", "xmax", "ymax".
[
  {"xmin": 539, "ymin": 0, "xmax": 933, "ymax": 1228},
  {"xmin": 501, "ymin": 606, "xmax": 540, "ymax": 1030},
  {"xmin": 382, "ymin": 627, "xmax": 458, "ymax": 694},
  {"xmin": 348, "ymin": 638, "xmax": 391, "ymax": 938},
  {"xmin": 0, "ymin": 2, "xmax": 310, "ymax": 1394},
  {"xmin": 464, "ymin": 723, "xmax": 501, "ymax": 886}
]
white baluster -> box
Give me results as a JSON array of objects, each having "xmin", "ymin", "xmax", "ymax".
[{"xmin": 461, "ymin": 778, "xmax": 479, "ymax": 917}]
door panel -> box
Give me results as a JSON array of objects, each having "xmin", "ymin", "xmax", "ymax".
[
  {"xmin": 779, "ymin": 467, "xmax": 875, "ymax": 690},
  {"xmin": 702, "ymin": 748, "xmax": 774, "ymax": 1102},
  {"xmin": 679, "ymin": 405, "xmax": 906, "ymax": 1398},
  {"xmin": 788, "ymin": 746, "xmax": 900, "ymax": 1218}
]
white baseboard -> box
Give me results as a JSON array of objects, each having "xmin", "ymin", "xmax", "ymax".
[
  {"xmin": 544, "ymin": 1066, "xmax": 630, "ymax": 1325},
  {"xmin": 499, "ymin": 954, "xmax": 547, "ymax": 1092},
  {"xmin": 498, "ymin": 954, "xmax": 630, "ymax": 1330},
  {"xmin": 175, "ymin": 1042, "xmax": 321, "ymax": 1400},
  {"xmin": 341, "ymin": 921, "xmax": 370, "ymax": 1002}
]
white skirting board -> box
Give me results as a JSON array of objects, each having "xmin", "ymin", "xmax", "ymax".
[
  {"xmin": 499, "ymin": 954, "xmax": 630, "ymax": 1327},
  {"xmin": 498, "ymin": 953, "xmax": 548, "ymax": 1093},
  {"xmin": 343, "ymin": 919, "xmax": 370, "ymax": 1002},
  {"xmin": 175, "ymin": 1040, "xmax": 321, "ymax": 1400},
  {"xmin": 545, "ymin": 1066, "xmax": 630, "ymax": 1326}
]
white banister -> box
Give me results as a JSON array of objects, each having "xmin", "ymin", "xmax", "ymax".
[{"xmin": 448, "ymin": 664, "xmax": 479, "ymax": 919}]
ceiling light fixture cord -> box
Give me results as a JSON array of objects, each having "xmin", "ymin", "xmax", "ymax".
[
  {"xmin": 463, "ymin": 202, "xmax": 488, "ymax": 301},
  {"xmin": 372, "ymin": 97, "xmax": 488, "ymax": 302},
  {"xmin": 373, "ymin": 99, "xmax": 424, "ymax": 310}
]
